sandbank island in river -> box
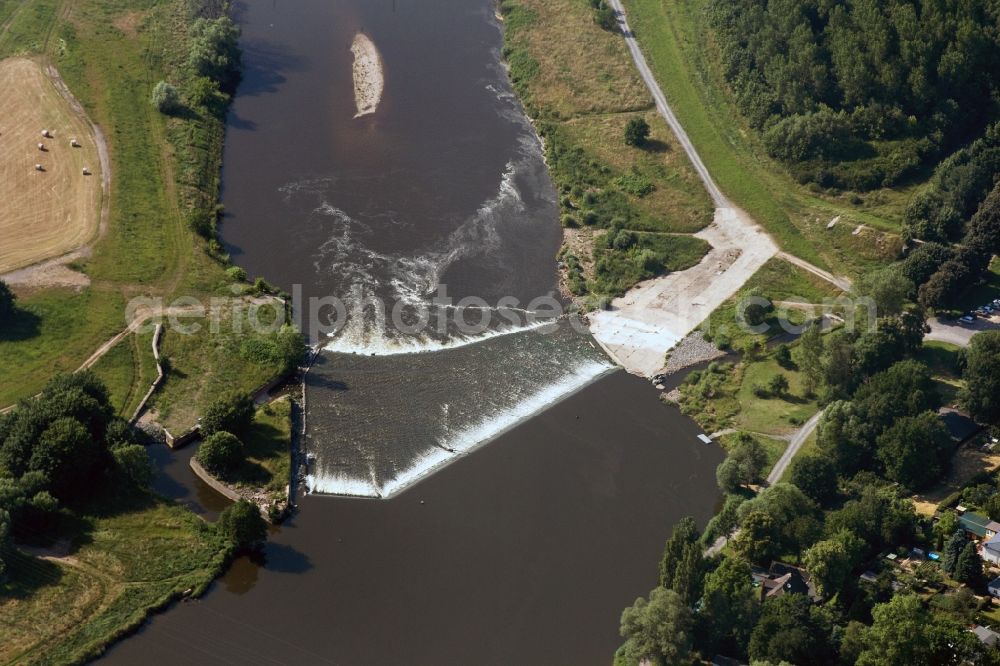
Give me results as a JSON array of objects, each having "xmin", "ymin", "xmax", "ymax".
[{"xmin": 351, "ymin": 32, "xmax": 383, "ymax": 117}]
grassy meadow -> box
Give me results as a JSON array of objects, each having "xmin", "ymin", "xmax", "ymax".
[{"xmin": 501, "ymin": 0, "xmax": 714, "ymax": 300}]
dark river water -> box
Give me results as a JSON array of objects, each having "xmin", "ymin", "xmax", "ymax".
[
  {"xmin": 100, "ymin": 0, "xmax": 724, "ymax": 661},
  {"xmin": 107, "ymin": 372, "xmax": 722, "ymax": 665}
]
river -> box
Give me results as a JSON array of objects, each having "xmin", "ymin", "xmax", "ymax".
[{"xmin": 101, "ymin": 0, "xmax": 723, "ymax": 661}]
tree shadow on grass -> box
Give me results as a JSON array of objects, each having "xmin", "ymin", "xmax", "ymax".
[
  {"xmin": 1, "ymin": 550, "xmax": 64, "ymax": 600},
  {"xmin": 0, "ymin": 308, "xmax": 41, "ymax": 342},
  {"xmin": 641, "ymin": 138, "xmax": 670, "ymax": 153}
]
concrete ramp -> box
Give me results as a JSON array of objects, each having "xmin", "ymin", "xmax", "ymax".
[{"xmin": 590, "ymin": 206, "xmax": 777, "ymax": 376}]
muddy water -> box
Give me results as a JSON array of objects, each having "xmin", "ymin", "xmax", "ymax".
[
  {"xmin": 105, "ymin": 372, "xmax": 723, "ymax": 664},
  {"xmin": 99, "ymin": 0, "xmax": 725, "ymax": 661}
]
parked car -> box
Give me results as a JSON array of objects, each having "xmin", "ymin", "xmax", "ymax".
[{"xmin": 961, "ymin": 315, "xmax": 976, "ymax": 324}]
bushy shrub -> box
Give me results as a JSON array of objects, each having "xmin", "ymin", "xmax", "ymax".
[
  {"xmin": 197, "ymin": 431, "xmax": 244, "ymax": 475},
  {"xmin": 150, "ymin": 81, "xmax": 181, "ymax": 114},
  {"xmin": 624, "ymin": 117, "xmax": 650, "ymax": 147},
  {"xmin": 763, "ymin": 109, "xmax": 852, "ymax": 162},
  {"xmin": 200, "ymin": 393, "xmax": 254, "ymax": 436},
  {"xmin": 217, "ymin": 499, "xmax": 267, "ymax": 551}
]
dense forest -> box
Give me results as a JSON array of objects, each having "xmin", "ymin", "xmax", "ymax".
[{"xmin": 709, "ymin": 0, "xmax": 1000, "ymax": 195}]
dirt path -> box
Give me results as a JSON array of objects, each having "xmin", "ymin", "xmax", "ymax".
[
  {"xmin": 777, "ymin": 251, "xmax": 852, "ymax": 291},
  {"xmin": 588, "ymin": 1, "xmax": 849, "ymax": 377},
  {"xmin": 0, "ymin": 306, "xmax": 199, "ymax": 414}
]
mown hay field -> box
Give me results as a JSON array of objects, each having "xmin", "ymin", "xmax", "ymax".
[{"xmin": 0, "ymin": 57, "xmax": 102, "ymax": 272}]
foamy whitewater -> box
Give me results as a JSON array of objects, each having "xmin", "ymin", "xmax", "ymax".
[
  {"xmin": 290, "ymin": 20, "xmax": 598, "ymax": 498},
  {"xmin": 306, "ymin": 357, "xmax": 614, "ymax": 498}
]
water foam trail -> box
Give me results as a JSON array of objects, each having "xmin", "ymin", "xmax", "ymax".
[
  {"xmin": 307, "ymin": 358, "xmax": 616, "ymax": 498},
  {"xmin": 440, "ymin": 359, "xmax": 615, "ymax": 454},
  {"xmin": 323, "ymin": 317, "xmax": 556, "ymax": 356},
  {"xmin": 306, "ymin": 471, "xmax": 382, "ymax": 497}
]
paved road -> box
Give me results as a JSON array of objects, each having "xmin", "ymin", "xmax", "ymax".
[
  {"xmin": 926, "ymin": 315, "xmax": 999, "ymax": 347},
  {"xmin": 703, "ymin": 409, "xmax": 823, "ymax": 557},
  {"xmin": 606, "ymin": 0, "xmax": 726, "ymax": 206},
  {"xmin": 767, "ymin": 409, "xmax": 822, "ymax": 484},
  {"xmin": 592, "ymin": 0, "xmax": 851, "ymax": 378}
]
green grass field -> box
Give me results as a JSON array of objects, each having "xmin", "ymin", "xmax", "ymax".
[
  {"xmin": 679, "ymin": 352, "xmax": 820, "ymax": 437},
  {"xmin": 621, "ymin": 0, "xmax": 908, "ymax": 275},
  {"xmin": 702, "ymin": 257, "xmax": 845, "ymax": 352},
  {"xmin": 501, "ymin": 0, "xmax": 714, "ymax": 298},
  {"xmin": 0, "ymin": 0, "xmax": 290, "ymax": 657},
  {"xmin": 0, "ymin": 490, "xmax": 229, "ymax": 664},
  {"xmin": 0, "ymin": 288, "xmax": 124, "ymax": 406},
  {"xmin": 151, "ymin": 304, "xmax": 289, "ymax": 433},
  {"xmin": 0, "ymin": 0, "xmax": 278, "ymax": 415},
  {"xmin": 90, "ymin": 329, "xmax": 158, "ymax": 418},
  {"xmin": 229, "ymin": 397, "xmax": 293, "ymax": 500}
]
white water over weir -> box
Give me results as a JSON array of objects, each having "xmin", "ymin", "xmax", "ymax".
[{"xmin": 304, "ymin": 322, "xmax": 616, "ymax": 498}]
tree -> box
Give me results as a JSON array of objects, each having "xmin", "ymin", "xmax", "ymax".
[
  {"xmin": 918, "ymin": 259, "xmax": 972, "ymax": 309},
  {"xmin": 112, "ymin": 444, "xmax": 153, "ymax": 488},
  {"xmin": 803, "ymin": 537, "xmax": 854, "ymax": 599},
  {"xmin": 151, "ymin": 81, "xmax": 180, "ymax": 114},
  {"xmin": 0, "ymin": 279, "xmax": 15, "ymax": 322},
  {"xmin": 825, "ymin": 487, "xmax": 918, "ymax": 555},
  {"xmin": 670, "ymin": 541, "xmax": 706, "ymax": 605},
  {"xmin": 716, "ymin": 434, "xmax": 768, "ymax": 492},
  {"xmin": 774, "ymin": 343, "xmax": 793, "ymax": 368},
  {"xmin": 30, "ymin": 417, "xmax": 102, "ymax": 501},
  {"xmin": 768, "ymin": 373, "xmax": 790, "ymax": 398},
  {"xmin": 953, "ymin": 540, "xmax": 983, "ymax": 585},
  {"xmin": 217, "ymin": 499, "xmax": 267, "ymax": 551},
  {"xmin": 624, "ymin": 117, "xmax": 650, "ymax": 147},
  {"xmin": 961, "ymin": 331, "xmax": 1000, "ymax": 425},
  {"xmin": 789, "ymin": 455, "xmax": 838, "ymax": 505},
  {"xmin": 700, "ymin": 557, "xmax": 758, "ymax": 657},
  {"xmin": 855, "ymin": 268, "xmax": 913, "ymax": 316},
  {"xmin": 619, "ymin": 587, "xmax": 692, "ymax": 665},
  {"xmin": 932, "ymin": 512, "xmax": 959, "ymax": 551},
  {"xmin": 900, "ymin": 242, "xmax": 953, "ymax": 287},
  {"xmin": 592, "ymin": 0, "xmax": 616, "ymax": 31},
  {"xmin": 0, "ymin": 508, "xmax": 10, "ymax": 584},
  {"xmin": 738, "ymin": 483, "xmax": 822, "ymax": 556},
  {"xmin": 200, "ymin": 393, "xmax": 254, "ymax": 436},
  {"xmin": 795, "ymin": 321, "xmax": 824, "ymax": 396},
  {"xmin": 856, "ymin": 595, "xmax": 981, "ymax": 666},
  {"xmin": 941, "ymin": 530, "xmax": 967, "ymax": 575},
  {"xmin": 656, "ymin": 517, "xmax": 706, "ymax": 604},
  {"xmin": 188, "ymin": 16, "xmax": 241, "ymax": 89},
  {"xmin": 732, "ymin": 510, "xmax": 778, "ymax": 565},
  {"xmin": 875, "ymin": 412, "xmax": 952, "ymax": 490},
  {"xmin": 749, "ymin": 594, "xmax": 828, "ymax": 665},
  {"xmin": 197, "ymin": 431, "xmax": 244, "ymax": 476},
  {"xmin": 658, "ymin": 516, "xmax": 698, "ymax": 587}
]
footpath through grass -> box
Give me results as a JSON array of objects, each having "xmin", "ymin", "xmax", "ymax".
[
  {"xmin": 621, "ymin": 0, "xmax": 907, "ymax": 275},
  {"xmin": 90, "ymin": 329, "xmax": 158, "ymax": 418},
  {"xmin": 0, "ymin": 489, "xmax": 229, "ymax": 665}
]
